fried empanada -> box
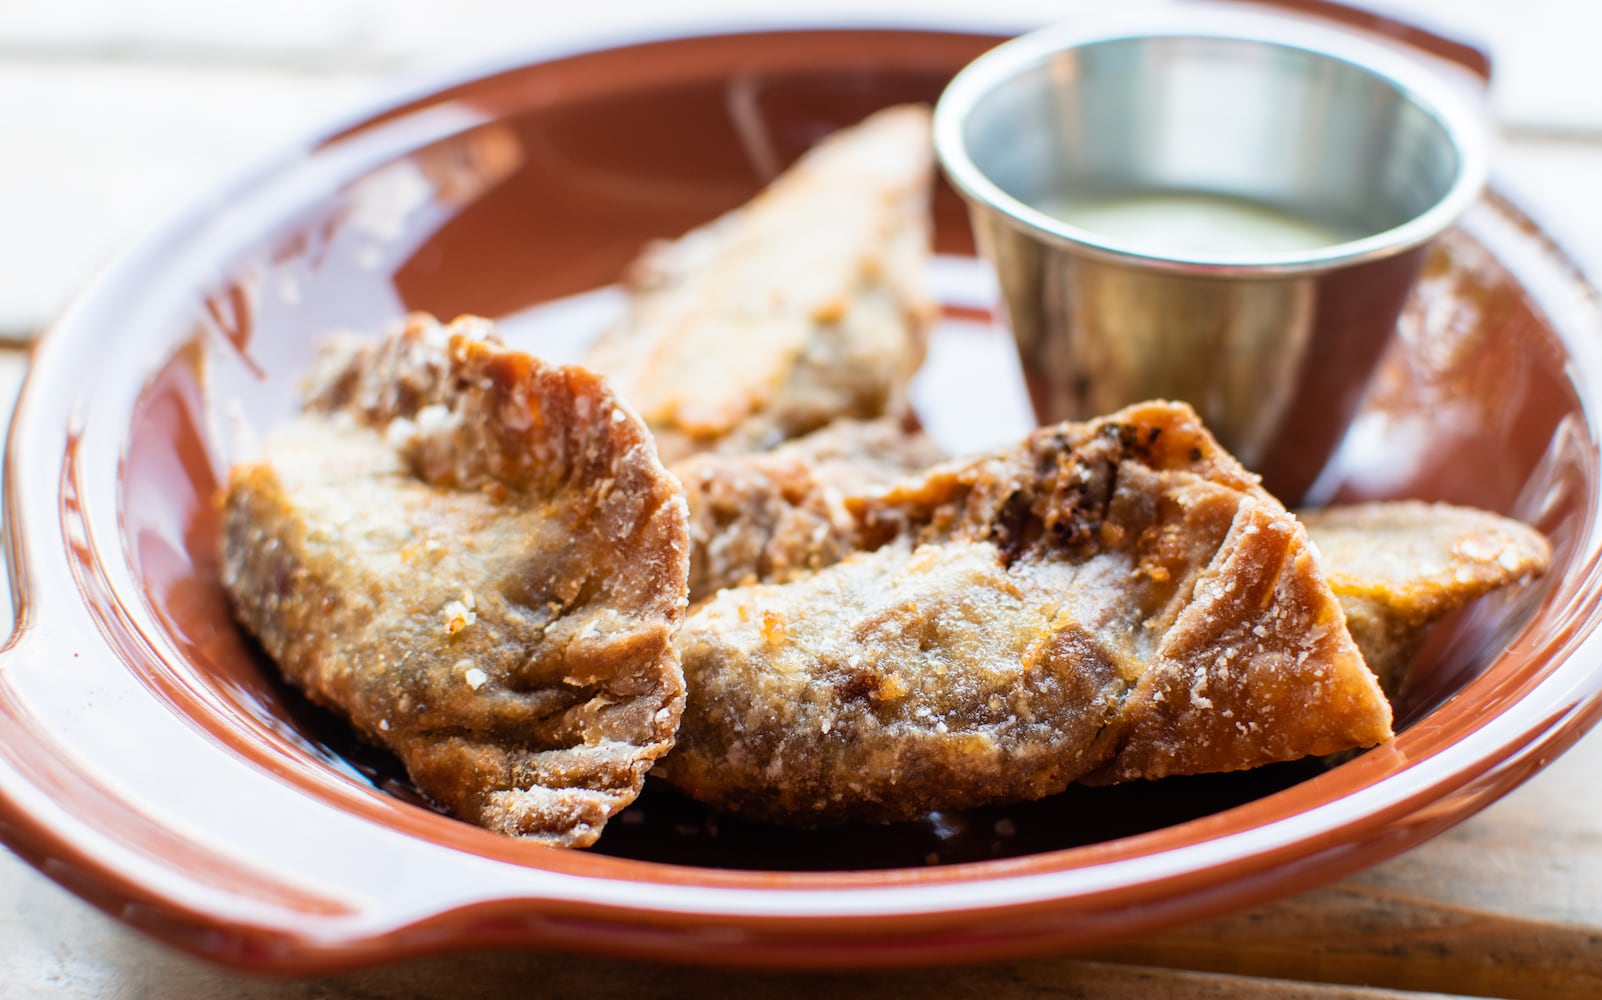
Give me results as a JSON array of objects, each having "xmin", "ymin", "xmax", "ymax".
[
  {"xmin": 222, "ymin": 315, "xmax": 689, "ymax": 847},
  {"xmin": 583, "ymin": 105, "xmax": 935, "ymax": 462},
  {"xmin": 676, "ymin": 418, "xmax": 945, "ymax": 603},
  {"xmin": 1301, "ymin": 501, "xmax": 1551, "ymax": 695},
  {"xmin": 658, "ymin": 402, "xmax": 1394, "ymax": 825}
]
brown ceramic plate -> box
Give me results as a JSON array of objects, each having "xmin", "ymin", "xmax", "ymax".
[{"xmin": 4, "ymin": 17, "xmax": 1602, "ymax": 974}]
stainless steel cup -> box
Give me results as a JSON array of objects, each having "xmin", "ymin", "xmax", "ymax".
[{"xmin": 934, "ymin": 9, "xmax": 1486, "ymax": 501}]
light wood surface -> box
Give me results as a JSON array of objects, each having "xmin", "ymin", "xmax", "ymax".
[{"xmin": 5, "ymin": 2, "xmax": 1602, "ymax": 996}]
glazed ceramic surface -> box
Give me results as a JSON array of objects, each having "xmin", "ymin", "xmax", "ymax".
[{"xmin": 3, "ymin": 21, "xmax": 1602, "ymax": 973}]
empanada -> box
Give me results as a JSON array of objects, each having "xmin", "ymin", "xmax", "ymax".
[
  {"xmin": 659, "ymin": 402, "xmax": 1394, "ymax": 824},
  {"xmin": 583, "ymin": 105, "xmax": 935, "ymax": 461},
  {"xmin": 222, "ymin": 315, "xmax": 689, "ymax": 846}
]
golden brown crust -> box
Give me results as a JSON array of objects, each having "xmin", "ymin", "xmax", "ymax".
[
  {"xmin": 663, "ymin": 541, "xmax": 1133, "ymax": 824},
  {"xmin": 676, "ymin": 418, "xmax": 945, "ymax": 604},
  {"xmin": 658, "ymin": 401, "xmax": 1394, "ymax": 825},
  {"xmin": 1301, "ymin": 501, "xmax": 1551, "ymax": 695},
  {"xmin": 222, "ymin": 314, "xmax": 689, "ymax": 846},
  {"xmin": 583, "ymin": 105, "xmax": 935, "ymax": 461}
]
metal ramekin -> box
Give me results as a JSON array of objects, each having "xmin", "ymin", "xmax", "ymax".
[{"xmin": 935, "ymin": 7, "xmax": 1487, "ymax": 500}]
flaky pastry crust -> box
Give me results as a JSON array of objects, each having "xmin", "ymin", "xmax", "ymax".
[
  {"xmin": 675, "ymin": 418, "xmax": 944, "ymax": 604},
  {"xmin": 658, "ymin": 401, "xmax": 1394, "ymax": 825},
  {"xmin": 222, "ymin": 314, "xmax": 689, "ymax": 846},
  {"xmin": 1301, "ymin": 501, "xmax": 1550, "ymax": 695},
  {"xmin": 583, "ymin": 105, "xmax": 936, "ymax": 461}
]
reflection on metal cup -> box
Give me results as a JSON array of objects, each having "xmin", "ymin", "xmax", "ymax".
[{"xmin": 935, "ymin": 10, "xmax": 1486, "ymax": 502}]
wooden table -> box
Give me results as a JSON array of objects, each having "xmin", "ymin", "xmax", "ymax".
[{"xmin": 5, "ymin": 1, "xmax": 1602, "ymax": 996}]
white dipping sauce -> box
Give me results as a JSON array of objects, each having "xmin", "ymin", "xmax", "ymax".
[{"xmin": 1032, "ymin": 191, "xmax": 1364, "ymax": 257}]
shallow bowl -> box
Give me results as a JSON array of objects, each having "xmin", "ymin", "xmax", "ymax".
[{"xmin": 2, "ymin": 18, "xmax": 1601, "ymax": 973}]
